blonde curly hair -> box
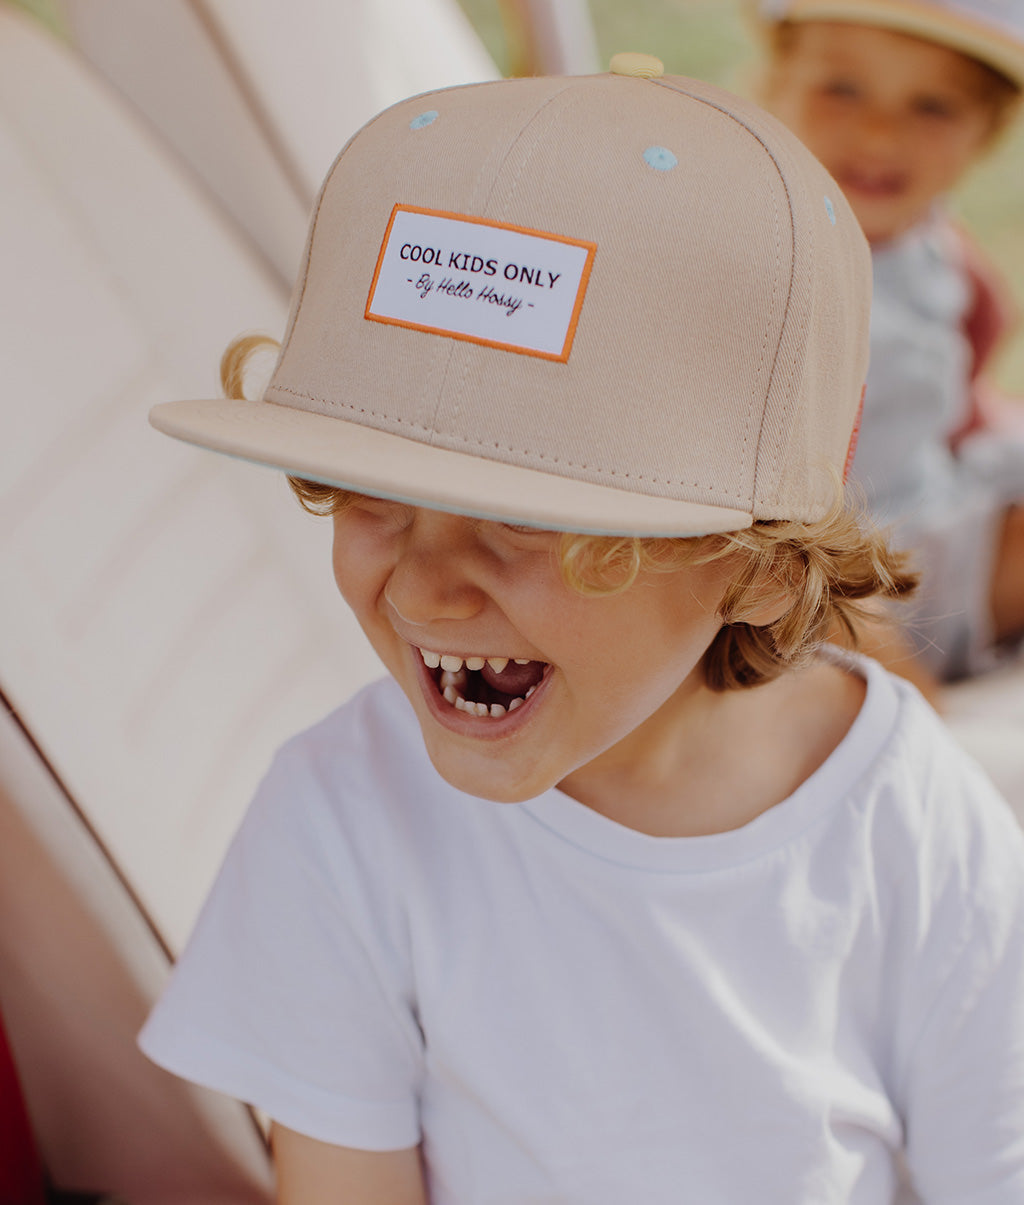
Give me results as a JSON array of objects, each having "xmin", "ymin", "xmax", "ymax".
[{"xmin": 223, "ymin": 335, "xmax": 917, "ymax": 691}]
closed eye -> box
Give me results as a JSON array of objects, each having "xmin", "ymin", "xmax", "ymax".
[
  {"xmin": 820, "ymin": 78, "xmax": 861, "ymax": 102},
  {"xmin": 911, "ymin": 94, "xmax": 960, "ymax": 120},
  {"xmin": 352, "ymin": 498, "xmax": 415, "ymax": 528}
]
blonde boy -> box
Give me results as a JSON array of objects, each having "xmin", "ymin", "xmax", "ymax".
[
  {"xmin": 759, "ymin": 0, "xmax": 1024, "ymax": 692},
  {"xmin": 140, "ymin": 59, "xmax": 1024, "ymax": 1203}
]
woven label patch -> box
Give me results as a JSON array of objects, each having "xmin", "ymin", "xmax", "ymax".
[{"xmin": 365, "ymin": 205, "xmax": 596, "ymax": 361}]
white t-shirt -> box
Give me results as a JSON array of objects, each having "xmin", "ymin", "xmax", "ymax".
[{"xmin": 141, "ymin": 657, "xmax": 1024, "ymax": 1204}]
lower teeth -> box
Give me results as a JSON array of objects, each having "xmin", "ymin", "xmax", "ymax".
[{"xmin": 446, "ymin": 683, "xmax": 535, "ymax": 717}]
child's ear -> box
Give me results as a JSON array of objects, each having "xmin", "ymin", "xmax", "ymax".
[{"xmin": 982, "ymin": 92, "xmax": 1022, "ymax": 151}]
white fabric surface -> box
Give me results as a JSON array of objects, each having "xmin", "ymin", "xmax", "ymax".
[
  {"xmin": 63, "ymin": 0, "xmax": 498, "ymax": 286},
  {"xmin": 0, "ymin": 3, "xmax": 382, "ymax": 951},
  {"xmin": 946, "ymin": 653, "xmax": 1024, "ymax": 824},
  {"xmin": 142, "ymin": 658, "xmax": 1024, "ymax": 1204}
]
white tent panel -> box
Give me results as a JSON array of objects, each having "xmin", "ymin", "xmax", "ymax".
[
  {"xmin": 208, "ymin": 0, "xmax": 498, "ymax": 195},
  {"xmin": 63, "ymin": 0, "xmax": 499, "ymax": 283},
  {"xmin": 946, "ymin": 665, "xmax": 1024, "ymax": 825},
  {"xmin": 0, "ymin": 5, "xmax": 380, "ymax": 952},
  {"xmin": 0, "ymin": 704, "xmax": 273, "ymax": 1199}
]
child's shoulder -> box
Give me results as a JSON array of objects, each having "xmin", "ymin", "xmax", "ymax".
[
  {"xmin": 270, "ymin": 676, "xmax": 443, "ymax": 815},
  {"xmin": 849, "ymin": 655, "xmax": 1024, "ymax": 901},
  {"xmin": 252, "ymin": 676, "xmax": 490, "ymax": 857},
  {"xmin": 279, "ymin": 675, "xmax": 424, "ymax": 775},
  {"xmin": 844, "ymin": 652, "xmax": 993, "ymax": 800}
]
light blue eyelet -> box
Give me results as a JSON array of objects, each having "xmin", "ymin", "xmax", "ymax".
[
  {"xmin": 824, "ymin": 195, "xmax": 837, "ymax": 225},
  {"xmin": 643, "ymin": 145, "xmax": 677, "ymax": 172},
  {"xmin": 410, "ymin": 110, "xmax": 439, "ymax": 130}
]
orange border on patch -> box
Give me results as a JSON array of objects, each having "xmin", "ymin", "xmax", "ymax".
[{"xmin": 364, "ymin": 203, "xmax": 597, "ymax": 363}]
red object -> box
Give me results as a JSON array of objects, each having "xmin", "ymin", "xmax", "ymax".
[
  {"xmin": 844, "ymin": 384, "xmax": 865, "ymax": 483},
  {"xmin": 949, "ymin": 221, "xmax": 1023, "ymax": 448},
  {"xmin": 0, "ymin": 1005, "xmax": 46, "ymax": 1205}
]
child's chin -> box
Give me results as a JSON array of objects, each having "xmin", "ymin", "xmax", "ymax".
[
  {"xmin": 425, "ymin": 746, "xmax": 553, "ymax": 805},
  {"xmin": 847, "ymin": 198, "xmax": 921, "ymax": 246}
]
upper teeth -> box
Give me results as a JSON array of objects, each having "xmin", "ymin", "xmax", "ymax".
[
  {"xmin": 417, "ymin": 646, "xmax": 541, "ymax": 718},
  {"xmin": 420, "ymin": 650, "xmax": 513, "ymax": 673}
]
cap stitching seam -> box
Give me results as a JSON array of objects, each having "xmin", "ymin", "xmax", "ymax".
[
  {"xmin": 482, "ymin": 82, "xmax": 579, "ymax": 210},
  {"xmin": 755, "ymin": 169, "xmax": 799, "ymax": 511},
  {"xmin": 427, "ymin": 80, "xmax": 581, "ymax": 447},
  {"xmin": 742, "ymin": 191, "xmax": 782, "ymax": 504},
  {"xmin": 270, "ymin": 385, "xmax": 720, "ymax": 491},
  {"xmin": 755, "ymin": 170, "xmax": 791, "ymax": 510}
]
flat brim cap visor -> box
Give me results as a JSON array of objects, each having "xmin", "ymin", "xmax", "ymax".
[
  {"xmin": 150, "ymin": 72, "xmax": 871, "ymax": 537},
  {"xmin": 762, "ymin": 0, "xmax": 1024, "ymax": 86},
  {"xmin": 149, "ymin": 398, "xmax": 753, "ymax": 535}
]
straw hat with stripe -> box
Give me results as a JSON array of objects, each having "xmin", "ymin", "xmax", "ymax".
[{"xmin": 759, "ymin": 0, "xmax": 1024, "ymax": 87}]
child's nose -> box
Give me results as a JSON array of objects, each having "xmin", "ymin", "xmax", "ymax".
[
  {"xmin": 384, "ymin": 512, "xmax": 488, "ymax": 627},
  {"xmin": 856, "ymin": 108, "xmax": 902, "ymax": 154}
]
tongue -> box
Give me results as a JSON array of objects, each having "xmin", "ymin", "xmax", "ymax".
[{"xmin": 481, "ymin": 659, "xmax": 545, "ymax": 695}]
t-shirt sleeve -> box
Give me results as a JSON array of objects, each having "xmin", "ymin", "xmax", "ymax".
[
  {"xmin": 899, "ymin": 797, "xmax": 1024, "ymax": 1204},
  {"xmin": 139, "ymin": 737, "xmax": 424, "ymax": 1151}
]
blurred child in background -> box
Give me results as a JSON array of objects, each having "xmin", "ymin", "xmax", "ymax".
[{"xmin": 759, "ymin": 0, "xmax": 1024, "ymax": 700}]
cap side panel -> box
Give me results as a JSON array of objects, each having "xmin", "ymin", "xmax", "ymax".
[
  {"xmin": 275, "ymin": 102, "xmax": 396, "ymax": 360},
  {"xmin": 653, "ymin": 75, "xmax": 870, "ymax": 520},
  {"xmin": 751, "ymin": 141, "xmax": 805, "ymax": 517},
  {"xmin": 753, "ymin": 165, "xmax": 801, "ymax": 515},
  {"xmin": 425, "ymin": 76, "xmax": 791, "ymax": 511},
  {"xmin": 652, "ymin": 77, "xmax": 802, "ymax": 516},
  {"xmin": 756, "ymin": 147, "xmax": 869, "ymax": 519}
]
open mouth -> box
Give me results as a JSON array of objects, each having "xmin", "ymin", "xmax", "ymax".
[
  {"xmin": 839, "ymin": 166, "xmax": 906, "ymax": 199},
  {"xmin": 417, "ymin": 648, "xmax": 548, "ymax": 718}
]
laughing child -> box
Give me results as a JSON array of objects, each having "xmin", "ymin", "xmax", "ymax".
[
  {"xmin": 139, "ymin": 57, "xmax": 1024, "ymax": 1203},
  {"xmin": 758, "ymin": 0, "xmax": 1024, "ymax": 695}
]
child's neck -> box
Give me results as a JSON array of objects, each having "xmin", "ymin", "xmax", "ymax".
[
  {"xmin": 865, "ymin": 202, "xmax": 944, "ymax": 250},
  {"xmin": 556, "ymin": 657, "xmax": 865, "ymax": 838}
]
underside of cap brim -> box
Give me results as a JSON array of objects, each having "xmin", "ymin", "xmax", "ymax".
[
  {"xmin": 149, "ymin": 397, "xmax": 754, "ymax": 537},
  {"xmin": 777, "ymin": 0, "xmax": 1024, "ymax": 85}
]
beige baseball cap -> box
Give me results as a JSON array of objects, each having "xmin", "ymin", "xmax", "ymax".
[
  {"xmin": 760, "ymin": 0, "xmax": 1024, "ymax": 86},
  {"xmin": 150, "ymin": 57, "xmax": 871, "ymax": 536}
]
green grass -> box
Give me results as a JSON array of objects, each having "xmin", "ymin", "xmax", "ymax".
[
  {"xmin": 8, "ymin": 0, "xmax": 67, "ymax": 37},
  {"xmin": 458, "ymin": 0, "xmax": 1024, "ymax": 392},
  {"xmin": 954, "ymin": 121, "xmax": 1024, "ymax": 390}
]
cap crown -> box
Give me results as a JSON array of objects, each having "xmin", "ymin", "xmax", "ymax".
[{"xmin": 154, "ymin": 71, "xmax": 871, "ymax": 534}]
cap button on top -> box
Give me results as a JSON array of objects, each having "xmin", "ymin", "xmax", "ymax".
[{"xmin": 609, "ymin": 52, "xmax": 664, "ymax": 79}]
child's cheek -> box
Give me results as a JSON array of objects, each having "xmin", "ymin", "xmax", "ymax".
[{"xmin": 331, "ymin": 530, "xmax": 383, "ymax": 613}]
